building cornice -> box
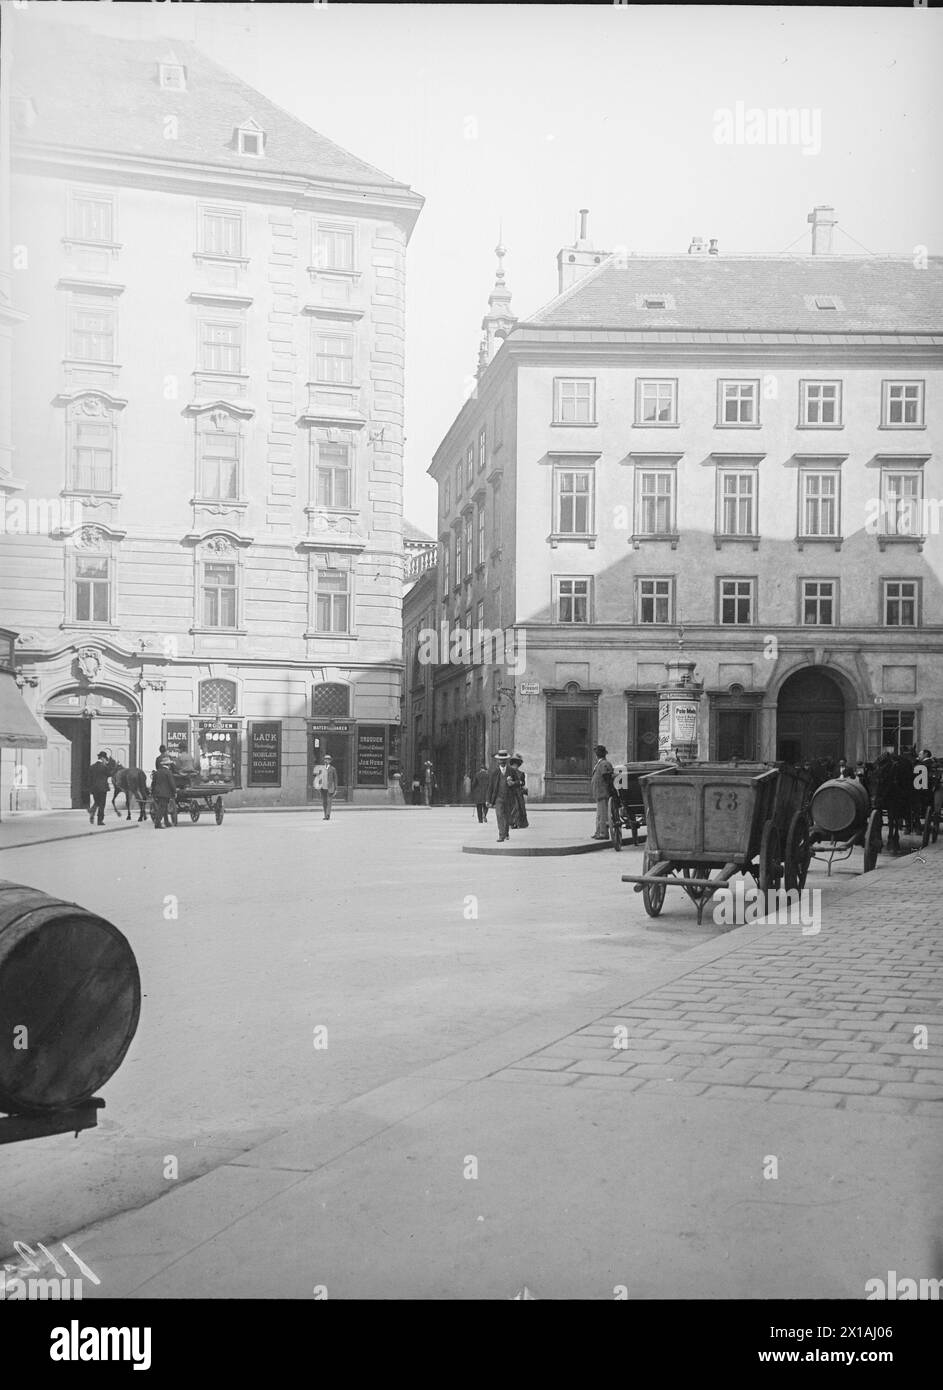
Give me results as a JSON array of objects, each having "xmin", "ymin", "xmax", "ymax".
[{"xmin": 13, "ymin": 144, "xmax": 424, "ymax": 237}]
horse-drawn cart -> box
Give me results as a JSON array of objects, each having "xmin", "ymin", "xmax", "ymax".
[
  {"xmin": 152, "ymin": 778, "xmax": 235, "ymax": 827},
  {"xmin": 806, "ymin": 777, "xmax": 883, "ymax": 874},
  {"xmin": 608, "ymin": 760, "xmax": 677, "ymax": 849},
  {"xmin": 620, "ymin": 763, "xmax": 783, "ymax": 924}
]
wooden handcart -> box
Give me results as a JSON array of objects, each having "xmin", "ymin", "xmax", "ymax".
[
  {"xmin": 620, "ymin": 763, "xmax": 785, "ymax": 924},
  {"xmin": 806, "ymin": 777, "xmax": 883, "ymax": 875},
  {"xmin": 607, "ymin": 760, "xmax": 677, "ymax": 850}
]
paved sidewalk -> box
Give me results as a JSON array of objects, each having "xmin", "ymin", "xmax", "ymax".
[
  {"xmin": 38, "ymin": 847, "xmax": 943, "ymax": 1299},
  {"xmin": 0, "ymin": 811, "xmax": 142, "ymax": 852}
]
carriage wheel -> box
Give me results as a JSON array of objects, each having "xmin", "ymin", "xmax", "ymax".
[
  {"xmin": 758, "ymin": 821, "xmax": 783, "ymax": 894},
  {"xmin": 215, "ymin": 797, "xmax": 225, "ymax": 825},
  {"xmin": 609, "ymin": 801, "xmax": 623, "ymax": 851},
  {"xmin": 784, "ymin": 811, "xmax": 812, "ymax": 893},
  {"xmin": 863, "ymin": 810, "xmax": 882, "ymax": 872},
  {"xmin": 189, "ymin": 804, "xmax": 201, "ymax": 823},
  {"xmin": 169, "ymin": 799, "xmax": 178, "ymax": 827},
  {"xmin": 641, "ymin": 849, "xmax": 665, "ymax": 916}
]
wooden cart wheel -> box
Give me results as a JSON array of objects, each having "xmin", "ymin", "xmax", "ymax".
[
  {"xmin": 784, "ymin": 811, "xmax": 812, "ymax": 893},
  {"xmin": 609, "ymin": 799, "xmax": 622, "ymax": 852},
  {"xmin": 215, "ymin": 797, "xmax": 225, "ymax": 825},
  {"xmin": 169, "ymin": 799, "xmax": 178, "ymax": 827},
  {"xmin": 863, "ymin": 809, "xmax": 882, "ymax": 872},
  {"xmin": 758, "ymin": 821, "xmax": 782, "ymax": 894},
  {"xmin": 189, "ymin": 803, "xmax": 200, "ymax": 823},
  {"xmin": 641, "ymin": 849, "xmax": 665, "ymax": 916}
]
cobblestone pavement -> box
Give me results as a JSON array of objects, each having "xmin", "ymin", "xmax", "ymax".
[{"xmin": 494, "ymin": 850, "xmax": 943, "ymax": 1115}]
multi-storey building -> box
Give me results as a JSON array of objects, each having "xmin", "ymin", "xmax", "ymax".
[
  {"xmin": 1, "ymin": 19, "xmax": 422, "ymax": 809},
  {"xmin": 428, "ymin": 209, "xmax": 943, "ymax": 800}
]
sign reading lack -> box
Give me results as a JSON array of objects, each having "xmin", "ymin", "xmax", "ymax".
[
  {"xmin": 356, "ymin": 725, "xmax": 386, "ymax": 786},
  {"xmin": 248, "ymin": 720, "xmax": 281, "ymax": 786},
  {"xmin": 163, "ymin": 720, "xmax": 190, "ymax": 758}
]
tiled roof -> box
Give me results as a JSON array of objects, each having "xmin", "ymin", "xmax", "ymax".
[
  {"xmin": 403, "ymin": 519, "xmax": 436, "ymax": 547},
  {"xmin": 12, "ymin": 21, "xmax": 412, "ymax": 190},
  {"xmin": 525, "ymin": 256, "xmax": 943, "ymax": 334}
]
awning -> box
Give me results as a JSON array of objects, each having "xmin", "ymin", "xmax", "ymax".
[{"xmin": 0, "ymin": 672, "xmax": 47, "ymax": 748}]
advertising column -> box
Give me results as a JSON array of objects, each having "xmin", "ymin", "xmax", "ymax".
[{"xmin": 658, "ymin": 658, "xmax": 703, "ymax": 761}]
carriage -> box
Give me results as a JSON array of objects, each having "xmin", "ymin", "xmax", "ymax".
[
  {"xmin": 159, "ymin": 778, "xmax": 234, "ymax": 826},
  {"xmin": 804, "ymin": 776, "xmax": 883, "ymax": 875},
  {"xmin": 607, "ymin": 760, "xmax": 676, "ymax": 849}
]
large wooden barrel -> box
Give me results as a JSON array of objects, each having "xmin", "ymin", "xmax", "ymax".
[
  {"xmin": 810, "ymin": 778, "xmax": 870, "ymax": 838},
  {"xmin": 0, "ymin": 881, "xmax": 140, "ymax": 1115}
]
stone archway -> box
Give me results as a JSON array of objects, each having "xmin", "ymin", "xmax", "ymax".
[
  {"xmin": 41, "ymin": 685, "xmax": 140, "ymax": 809},
  {"xmin": 776, "ymin": 668, "xmax": 846, "ymax": 766}
]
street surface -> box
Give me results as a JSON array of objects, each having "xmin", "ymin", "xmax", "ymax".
[{"xmin": 0, "ymin": 807, "xmax": 932, "ymax": 1299}]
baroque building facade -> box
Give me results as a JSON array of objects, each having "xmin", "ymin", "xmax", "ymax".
[
  {"xmin": 1, "ymin": 19, "xmax": 422, "ymax": 809},
  {"xmin": 427, "ymin": 210, "xmax": 943, "ymax": 801}
]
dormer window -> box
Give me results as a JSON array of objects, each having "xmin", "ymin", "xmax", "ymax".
[
  {"xmin": 814, "ymin": 295, "xmax": 839, "ymax": 310},
  {"xmin": 236, "ymin": 122, "xmax": 265, "ymax": 157},
  {"xmin": 643, "ymin": 296, "xmax": 668, "ymax": 309},
  {"xmin": 159, "ymin": 63, "xmax": 187, "ymax": 91}
]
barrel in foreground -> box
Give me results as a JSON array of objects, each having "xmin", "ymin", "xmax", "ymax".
[{"xmin": 0, "ymin": 881, "xmax": 141, "ymax": 1118}]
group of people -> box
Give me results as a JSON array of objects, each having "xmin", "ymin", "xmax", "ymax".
[{"xmin": 474, "ymin": 749, "xmax": 529, "ymax": 842}]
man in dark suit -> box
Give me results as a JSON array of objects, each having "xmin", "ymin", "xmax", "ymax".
[
  {"xmin": 487, "ymin": 749, "xmax": 520, "ymax": 843},
  {"xmin": 151, "ymin": 760, "xmax": 178, "ymax": 829},
  {"xmin": 472, "ymin": 764, "xmax": 490, "ymax": 823},
  {"xmin": 590, "ymin": 744, "xmax": 614, "ymax": 839},
  {"xmin": 87, "ymin": 751, "xmax": 113, "ymax": 826}
]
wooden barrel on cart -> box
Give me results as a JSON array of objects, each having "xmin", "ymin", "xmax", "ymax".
[
  {"xmin": 0, "ymin": 881, "xmax": 140, "ymax": 1115},
  {"xmin": 810, "ymin": 777, "xmax": 870, "ymax": 838}
]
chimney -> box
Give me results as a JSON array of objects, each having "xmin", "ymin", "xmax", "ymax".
[
  {"xmin": 688, "ymin": 236, "xmax": 705, "ymax": 254},
  {"xmin": 556, "ymin": 208, "xmax": 610, "ymax": 293},
  {"xmin": 807, "ymin": 204, "xmax": 836, "ymax": 255},
  {"xmin": 708, "ymin": 238, "xmax": 719, "ymax": 256}
]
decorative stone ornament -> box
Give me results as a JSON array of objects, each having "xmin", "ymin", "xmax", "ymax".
[{"xmin": 75, "ymin": 647, "xmax": 102, "ymax": 683}]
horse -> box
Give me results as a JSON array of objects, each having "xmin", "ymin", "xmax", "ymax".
[{"xmin": 112, "ymin": 764, "xmax": 149, "ymax": 821}]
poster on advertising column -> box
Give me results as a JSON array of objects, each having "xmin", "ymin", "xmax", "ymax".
[
  {"xmin": 356, "ymin": 725, "xmax": 387, "ymax": 786},
  {"xmin": 248, "ymin": 720, "xmax": 282, "ymax": 787}
]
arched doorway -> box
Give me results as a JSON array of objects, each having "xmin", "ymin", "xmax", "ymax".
[
  {"xmin": 42, "ymin": 687, "xmax": 140, "ymax": 809},
  {"xmin": 776, "ymin": 669, "xmax": 845, "ymax": 766}
]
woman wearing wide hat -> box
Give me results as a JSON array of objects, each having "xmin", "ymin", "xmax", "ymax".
[{"xmin": 508, "ymin": 753, "xmax": 529, "ymax": 828}]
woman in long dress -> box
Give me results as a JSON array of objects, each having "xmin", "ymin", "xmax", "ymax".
[{"xmin": 508, "ymin": 754, "xmax": 529, "ymax": 828}]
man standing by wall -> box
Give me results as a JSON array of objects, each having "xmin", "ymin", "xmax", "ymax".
[
  {"xmin": 422, "ymin": 761, "xmax": 436, "ymax": 806},
  {"xmin": 314, "ymin": 751, "xmax": 338, "ymax": 820},
  {"xmin": 472, "ymin": 763, "xmax": 490, "ymax": 823},
  {"xmin": 590, "ymin": 744, "xmax": 614, "ymax": 840}
]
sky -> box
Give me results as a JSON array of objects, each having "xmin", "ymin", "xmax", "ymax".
[{"xmin": 26, "ymin": 2, "xmax": 943, "ymax": 536}]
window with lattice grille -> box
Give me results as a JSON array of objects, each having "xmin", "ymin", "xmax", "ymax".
[
  {"xmin": 199, "ymin": 678, "xmax": 237, "ymax": 715},
  {"xmin": 311, "ymin": 683, "xmax": 349, "ymax": 717}
]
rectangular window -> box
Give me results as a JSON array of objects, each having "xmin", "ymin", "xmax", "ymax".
[
  {"xmin": 883, "ymin": 381, "xmax": 924, "ymax": 427},
  {"xmin": 636, "ymin": 469, "xmax": 675, "ymax": 535},
  {"xmin": 800, "ymin": 380, "xmax": 841, "ymax": 427},
  {"xmin": 313, "ymin": 333, "xmax": 353, "ymax": 385},
  {"xmin": 443, "ymin": 479, "xmax": 451, "ymax": 513},
  {"xmin": 718, "ymin": 380, "xmax": 759, "ymax": 426},
  {"xmin": 800, "ymin": 471, "xmax": 840, "ymax": 537},
  {"xmin": 315, "ymin": 569, "xmax": 350, "ymax": 633},
  {"xmin": 493, "ymin": 402, "xmax": 504, "ymax": 449},
  {"xmin": 476, "ymin": 505, "xmax": 485, "ymax": 566},
  {"xmin": 719, "ymin": 578, "xmax": 754, "ymax": 625},
  {"xmin": 315, "ymin": 442, "xmax": 351, "ymax": 509},
  {"xmin": 442, "ymin": 542, "xmax": 450, "ymax": 597},
  {"xmin": 475, "ymin": 600, "xmax": 484, "ymax": 635},
  {"xmin": 201, "ymin": 321, "xmax": 242, "ymax": 374},
  {"xmin": 802, "ymin": 580, "xmax": 836, "ymax": 626},
  {"xmin": 69, "ymin": 193, "xmax": 114, "ymax": 243},
  {"xmin": 466, "ymin": 444, "xmax": 474, "ymax": 488},
  {"xmin": 315, "ymin": 225, "xmax": 355, "ymax": 271},
  {"xmin": 464, "ymin": 515, "xmax": 473, "ymax": 576},
  {"xmin": 553, "ymin": 378, "xmax": 595, "ymax": 424},
  {"xmin": 493, "ymin": 489, "xmax": 502, "ymax": 551},
  {"xmin": 718, "ymin": 471, "xmax": 756, "ymax": 536},
  {"xmin": 637, "ymin": 577, "xmax": 673, "ymax": 624},
  {"xmin": 203, "ymin": 562, "xmax": 237, "ymax": 628},
  {"xmin": 884, "ymin": 579, "xmax": 918, "ymax": 627},
  {"xmin": 637, "ymin": 379, "xmax": 677, "ymax": 426},
  {"xmin": 880, "ymin": 470, "xmax": 922, "ymax": 536},
  {"xmin": 452, "ymin": 528, "xmax": 461, "ymax": 584},
  {"xmin": 201, "ymin": 208, "xmax": 243, "ymax": 259},
  {"xmin": 555, "ymin": 468, "xmax": 593, "ymax": 535},
  {"xmin": 556, "ymin": 576, "xmax": 590, "ymax": 624},
  {"xmin": 881, "ymin": 709, "xmax": 917, "ymax": 755},
  {"xmin": 72, "ymin": 421, "xmax": 114, "ymax": 492},
  {"xmin": 200, "ymin": 434, "xmax": 239, "ymax": 501},
  {"xmin": 70, "ymin": 307, "xmax": 115, "ymax": 362},
  {"xmin": 478, "ymin": 426, "xmax": 487, "ymax": 473},
  {"xmin": 455, "ymin": 460, "xmax": 463, "ymax": 496},
  {"xmin": 75, "ymin": 556, "xmax": 109, "ymax": 623}
]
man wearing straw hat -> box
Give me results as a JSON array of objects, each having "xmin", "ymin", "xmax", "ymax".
[{"xmin": 487, "ymin": 748, "xmax": 520, "ymax": 844}]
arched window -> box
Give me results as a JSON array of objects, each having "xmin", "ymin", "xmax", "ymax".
[{"xmin": 199, "ymin": 678, "xmax": 237, "ymax": 716}]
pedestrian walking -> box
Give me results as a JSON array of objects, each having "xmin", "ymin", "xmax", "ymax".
[
  {"xmin": 87, "ymin": 750, "xmax": 113, "ymax": 825},
  {"xmin": 422, "ymin": 761, "xmax": 436, "ymax": 806},
  {"xmin": 487, "ymin": 749, "xmax": 520, "ymax": 843},
  {"xmin": 590, "ymin": 744, "xmax": 614, "ymax": 840},
  {"xmin": 508, "ymin": 754, "xmax": 529, "ymax": 828},
  {"xmin": 472, "ymin": 763, "xmax": 490, "ymax": 823},
  {"xmin": 150, "ymin": 760, "xmax": 178, "ymax": 829},
  {"xmin": 313, "ymin": 752, "xmax": 338, "ymax": 819},
  {"xmin": 410, "ymin": 772, "xmax": 423, "ymax": 806}
]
